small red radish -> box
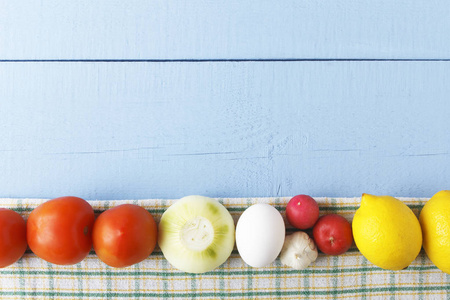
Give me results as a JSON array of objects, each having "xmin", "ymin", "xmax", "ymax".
[
  {"xmin": 285, "ymin": 195, "xmax": 320, "ymax": 229},
  {"xmin": 312, "ymin": 214, "xmax": 353, "ymax": 255}
]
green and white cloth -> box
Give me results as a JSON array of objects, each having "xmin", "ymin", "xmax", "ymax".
[{"xmin": 0, "ymin": 197, "xmax": 447, "ymax": 299}]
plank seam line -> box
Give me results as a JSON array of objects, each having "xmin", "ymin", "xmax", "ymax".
[{"xmin": 1, "ymin": 59, "xmax": 450, "ymax": 63}]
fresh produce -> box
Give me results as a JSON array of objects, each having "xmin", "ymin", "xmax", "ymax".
[
  {"xmin": 312, "ymin": 214, "xmax": 353, "ymax": 255},
  {"xmin": 280, "ymin": 231, "xmax": 318, "ymax": 269},
  {"xmin": 286, "ymin": 195, "xmax": 320, "ymax": 229},
  {"xmin": 27, "ymin": 196, "xmax": 95, "ymax": 265},
  {"xmin": 93, "ymin": 204, "xmax": 158, "ymax": 268},
  {"xmin": 158, "ymin": 195, "xmax": 235, "ymax": 273},
  {"xmin": 419, "ymin": 190, "xmax": 450, "ymax": 274},
  {"xmin": 236, "ymin": 203, "xmax": 285, "ymax": 268},
  {"xmin": 352, "ymin": 193, "xmax": 422, "ymax": 270},
  {"xmin": 0, "ymin": 208, "xmax": 27, "ymax": 268}
]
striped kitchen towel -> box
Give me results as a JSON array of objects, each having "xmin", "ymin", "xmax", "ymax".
[{"xmin": 0, "ymin": 197, "xmax": 447, "ymax": 299}]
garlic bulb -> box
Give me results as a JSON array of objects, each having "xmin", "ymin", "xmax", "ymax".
[{"xmin": 280, "ymin": 231, "xmax": 318, "ymax": 270}]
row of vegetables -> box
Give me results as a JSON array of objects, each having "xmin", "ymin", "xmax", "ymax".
[
  {"xmin": 0, "ymin": 194, "xmax": 347, "ymax": 271},
  {"xmin": 0, "ymin": 192, "xmax": 449, "ymax": 275}
]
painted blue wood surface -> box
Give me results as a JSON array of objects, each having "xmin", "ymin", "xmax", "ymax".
[
  {"xmin": 0, "ymin": 62, "xmax": 449, "ymax": 199},
  {"xmin": 1, "ymin": 0, "xmax": 450, "ymax": 60},
  {"xmin": 1, "ymin": 1, "xmax": 449, "ymax": 200}
]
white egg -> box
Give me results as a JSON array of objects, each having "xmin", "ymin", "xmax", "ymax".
[{"xmin": 236, "ymin": 203, "xmax": 286, "ymax": 268}]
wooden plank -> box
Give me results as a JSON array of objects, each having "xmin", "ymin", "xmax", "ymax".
[
  {"xmin": 0, "ymin": 61, "xmax": 449, "ymax": 199},
  {"xmin": 1, "ymin": 0, "xmax": 450, "ymax": 60}
]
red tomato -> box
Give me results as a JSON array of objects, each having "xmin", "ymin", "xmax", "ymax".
[
  {"xmin": 286, "ymin": 195, "xmax": 320, "ymax": 229},
  {"xmin": 27, "ymin": 196, "xmax": 95, "ymax": 265},
  {"xmin": 312, "ymin": 214, "xmax": 353, "ymax": 255},
  {"xmin": 0, "ymin": 208, "xmax": 27, "ymax": 268},
  {"xmin": 93, "ymin": 204, "xmax": 158, "ymax": 268}
]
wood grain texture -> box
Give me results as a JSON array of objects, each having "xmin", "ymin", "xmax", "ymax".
[
  {"xmin": 0, "ymin": 62, "xmax": 449, "ymax": 199},
  {"xmin": 1, "ymin": 0, "xmax": 450, "ymax": 60}
]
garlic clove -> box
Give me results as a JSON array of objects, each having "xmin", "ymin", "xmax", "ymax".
[{"xmin": 280, "ymin": 231, "xmax": 318, "ymax": 270}]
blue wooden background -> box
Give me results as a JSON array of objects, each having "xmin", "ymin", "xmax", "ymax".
[{"xmin": 1, "ymin": 1, "xmax": 449, "ymax": 200}]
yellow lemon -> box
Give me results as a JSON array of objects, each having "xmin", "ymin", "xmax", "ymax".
[
  {"xmin": 352, "ymin": 193, "xmax": 422, "ymax": 270},
  {"xmin": 419, "ymin": 190, "xmax": 450, "ymax": 274}
]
